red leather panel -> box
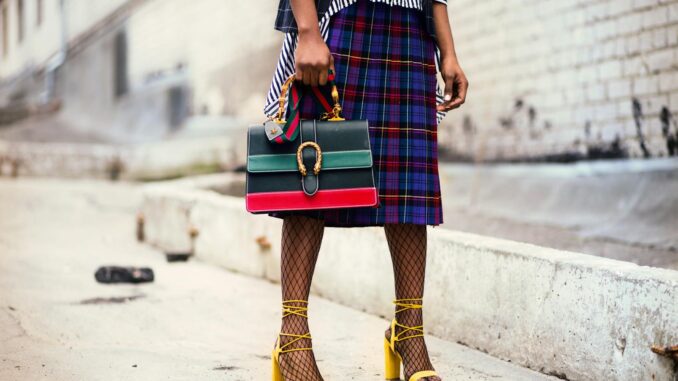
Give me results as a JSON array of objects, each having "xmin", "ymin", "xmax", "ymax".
[{"xmin": 246, "ymin": 187, "xmax": 378, "ymax": 213}]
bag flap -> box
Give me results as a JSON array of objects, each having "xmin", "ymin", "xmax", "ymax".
[{"xmin": 247, "ymin": 120, "xmax": 373, "ymax": 173}]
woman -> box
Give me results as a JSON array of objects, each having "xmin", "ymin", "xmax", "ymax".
[{"xmin": 265, "ymin": 0, "xmax": 468, "ymax": 380}]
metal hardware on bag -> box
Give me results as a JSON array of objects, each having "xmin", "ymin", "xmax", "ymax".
[
  {"xmin": 319, "ymin": 84, "xmax": 345, "ymax": 121},
  {"xmin": 328, "ymin": 85, "xmax": 345, "ymax": 121},
  {"xmin": 275, "ymin": 75, "xmax": 298, "ymax": 123},
  {"xmin": 296, "ymin": 142, "xmax": 322, "ymax": 176}
]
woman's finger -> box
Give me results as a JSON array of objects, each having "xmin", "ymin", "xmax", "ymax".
[
  {"xmin": 436, "ymin": 77, "xmax": 455, "ymax": 111},
  {"xmin": 447, "ymin": 77, "xmax": 468, "ymax": 109},
  {"xmin": 309, "ymin": 68, "xmax": 319, "ymax": 87},
  {"xmin": 318, "ymin": 68, "xmax": 328, "ymax": 86},
  {"xmin": 437, "ymin": 73, "xmax": 469, "ymax": 111},
  {"xmin": 303, "ymin": 70, "xmax": 312, "ymax": 86},
  {"xmin": 329, "ymin": 55, "xmax": 336, "ymax": 77}
]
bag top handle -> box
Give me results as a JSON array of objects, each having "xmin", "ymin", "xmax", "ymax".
[{"xmin": 273, "ymin": 71, "xmax": 344, "ymax": 124}]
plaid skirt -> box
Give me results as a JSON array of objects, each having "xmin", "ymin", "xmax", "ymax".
[{"xmin": 268, "ymin": 1, "xmax": 443, "ymax": 227}]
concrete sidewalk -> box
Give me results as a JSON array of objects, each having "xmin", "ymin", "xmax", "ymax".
[
  {"xmin": 439, "ymin": 159, "xmax": 678, "ymax": 268},
  {"xmin": 0, "ymin": 178, "xmax": 557, "ymax": 381}
]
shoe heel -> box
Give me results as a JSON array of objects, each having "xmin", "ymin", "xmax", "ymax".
[
  {"xmin": 384, "ymin": 337, "xmax": 401, "ymax": 380},
  {"xmin": 272, "ymin": 351, "xmax": 283, "ymax": 381}
]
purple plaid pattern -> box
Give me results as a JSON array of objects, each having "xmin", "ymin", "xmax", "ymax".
[{"xmin": 269, "ymin": 1, "xmax": 443, "ymax": 227}]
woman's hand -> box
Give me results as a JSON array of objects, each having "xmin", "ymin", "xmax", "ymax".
[
  {"xmin": 432, "ymin": 2, "xmax": 468, "ymax": 112},
  {"xmin": 437, "ymin": 57, "xmax": 469, "ymax": 112},
  {"xmin": 295, "ymin": 30, "xmax": 335, "ymax": 87}
]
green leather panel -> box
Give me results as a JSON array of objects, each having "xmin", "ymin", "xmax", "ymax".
[
  {"xmin": 247, "ymin": 167, "xmax": 375, "ymax": 193},
  {"xmin": 248, "ymin": 150, "xmax": 373, "ymax": 173}
]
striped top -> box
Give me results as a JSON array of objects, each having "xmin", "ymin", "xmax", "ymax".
[{"xmin": 264, "ymin": 0, "xmax": 448, "ymax": 124}]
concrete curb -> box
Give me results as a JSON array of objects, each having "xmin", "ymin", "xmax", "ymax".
[
  {"xmin": 140, "ymin": 174, "xmax": 678, "ymax": 381},
  {"xmin": 0, "ymin": 136, "xmax": 238, "ymax": 180}
]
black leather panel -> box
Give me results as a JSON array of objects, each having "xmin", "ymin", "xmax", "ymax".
[
  {"xmin": 248, "ymin": 120, "xmax": 371, "ymax": 156},
  {"xmin": 246, "ymin": 168, "xmax": 375, "ymax": 193}
]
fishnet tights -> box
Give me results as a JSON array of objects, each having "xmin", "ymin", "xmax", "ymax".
[
  {"xmin": 277, "ymin": 215, "xmax": 325, "ymax": 381},
  {"xmin": 274, "ymin": 218, "xmax": 438, "ymax": 380},
  {"xmin": 384, "ymin": 224, "xmax": 441, "ymax": 381}
]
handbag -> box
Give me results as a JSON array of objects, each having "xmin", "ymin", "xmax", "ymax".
[{"xmin": 245, "ymin": 74, "xmax": 378, "ymax": 213}]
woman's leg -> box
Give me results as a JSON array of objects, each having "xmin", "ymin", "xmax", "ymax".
[
  {"xmin": 384, "ymin": 224, "xmax": 441, "ymax": 381},
  {"xmin": 277, "ymin": 215, "xmax": 325, "ymax": 380}
]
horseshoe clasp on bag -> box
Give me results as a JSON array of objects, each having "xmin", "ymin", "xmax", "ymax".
[{"xmin": 296, "ymin": 142, "xmax": 322, "ymax": 176}]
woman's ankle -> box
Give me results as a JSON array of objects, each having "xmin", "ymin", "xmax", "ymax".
[
  {"xmin": 395, "ymin": 309, "xmax": 423, "ymax": 327},
  {"xmin": 281, "ymin": 315, "xmax": 310, "ymax": 332}
]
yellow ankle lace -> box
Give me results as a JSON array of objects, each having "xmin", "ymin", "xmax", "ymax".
[
  {"xmin": 279, "ymin": 300, "xmax": 312, "ymax": 354},
  {"xmin": 393, "ymin": 298, "xmax": 424, "ymax": 342}
]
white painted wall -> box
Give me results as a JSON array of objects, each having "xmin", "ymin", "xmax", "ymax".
[
  {"xmin": 126, "ymin": 0, "xmax": 280, "ymax": 116},
  {"xmin": 0, "ymin": 0, "xmax": 128, "ymax": 79}
]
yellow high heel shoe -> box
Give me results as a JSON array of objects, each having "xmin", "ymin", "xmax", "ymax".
[
  {"xmin": 384, "ymin": 298, "xmax": 438, "ymax": 381},
  {"xmin": 272, "ymin": 300, "xmax": 313, "ymax": 381}
]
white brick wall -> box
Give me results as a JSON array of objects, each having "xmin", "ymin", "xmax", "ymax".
[
  {"xmin": 3, "ymin": 0, "xmax": 675, "ymax": 160},
  {"xmin": 442, "ymin": 0, "xmax": 678, "ymax": 161}
]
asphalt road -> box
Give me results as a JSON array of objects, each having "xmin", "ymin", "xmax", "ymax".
[{"xmin": 0, "ymin": 178, "xmax": 557, "ymax": 381}]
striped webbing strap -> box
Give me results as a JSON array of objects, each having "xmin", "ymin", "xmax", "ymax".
[{"xmin": 269, "ymin": 71, "xmax": 340, "ymax": 144}]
